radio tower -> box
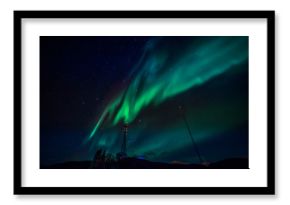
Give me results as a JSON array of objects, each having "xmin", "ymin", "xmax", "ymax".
[
  {"xmin": 178, "ymin": 105, "xmax": 203, "ymax": 164},
  {"xmin": 121, "ymin": 123, "xmax": 128, "ymax": 154},
  {"xmin": 117, "ymin": 123, "xmax": 128, "ymax": 160}
]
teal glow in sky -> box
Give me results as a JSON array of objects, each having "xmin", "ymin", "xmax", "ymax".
[
  {"xmin": 83, "ymin": 36, "xmax": 249, "ymax": 164},
  {"xmin": 40, "ymin": 36, "xmax": 249, "ymax": 166},
  {"xmin": 88, "ymin": 37, "xmax": 248, "ymax": 141}
]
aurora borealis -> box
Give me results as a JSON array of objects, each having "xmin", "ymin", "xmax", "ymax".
[{"xmin": 40, "ymin": 36, "xmax": 248, "ymax": 167}]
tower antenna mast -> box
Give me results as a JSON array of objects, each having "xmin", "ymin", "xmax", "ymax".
[
  {"xmin": 179, "ymin": 105, "xmax": 203, "ymax": 164},
  {"xmin": 119, "ymin": 123, "xmax": 128, "ymax": 158}
]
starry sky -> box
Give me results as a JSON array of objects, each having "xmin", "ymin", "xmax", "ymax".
[{"xmin": 40, "ymin": 36, "xmax": 248, "ymax": 167}]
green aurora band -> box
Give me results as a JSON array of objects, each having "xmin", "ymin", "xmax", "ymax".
[{"xmin": 88, "ymin": 37, "xmax": 248, "ymax": 142}]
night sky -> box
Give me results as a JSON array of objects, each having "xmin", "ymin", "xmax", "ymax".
[{"xmin": 40, "ymin": 36, "xmax": 248, "ymax": 167}]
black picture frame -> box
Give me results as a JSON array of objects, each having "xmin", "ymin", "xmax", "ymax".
[{"xmin": 14, "ymin": 10, "xmax": 275, "ymax": 195}]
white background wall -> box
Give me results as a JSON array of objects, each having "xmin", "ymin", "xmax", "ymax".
[{"xmin": 0, "ymin": 0, "xmax": 287, "ymax": 204}]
